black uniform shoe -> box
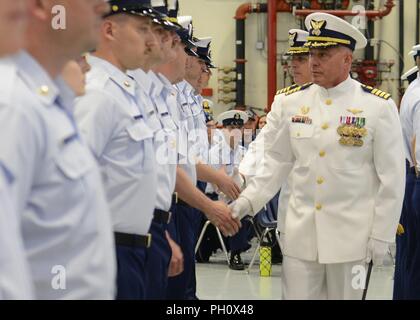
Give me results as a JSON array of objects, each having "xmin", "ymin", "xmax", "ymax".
[{"xmin": 229, "ymin": 252, "xmax": 245, "ymax": 270}]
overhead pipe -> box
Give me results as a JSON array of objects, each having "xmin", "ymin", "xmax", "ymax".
[
  {"xmin": 234, "ymin": 1, "xmax": 289, "ymax": 109},
  {"xmin": 365, "ymin": 0, "xmax": 374, "ymax": 60},
  {"xmin": 234, "ymin": 3, "xmax": 267, "ymax": 108},
  {"xmin": 294, "ymin": 0, "xmax": 395, "ymax": 19}
]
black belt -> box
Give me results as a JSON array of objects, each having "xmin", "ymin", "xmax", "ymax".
[
  {"xmin": 114, "ymin": 232, "xmax": 152, "ymax": 248},
  {"xmin": 172, "ymin": 192, "xmax": 189, "ymax": 207},
  {"xmin": 153, "ymin": 209, "xmax": 172, "ymax": 224},
  {"xmin": 206, "ymin": 192, "xmax": 219, "ymax": 201},
  {"xmin": 177, "ymin": 198, "xmax": 190, "ymax": 207},
  {"xmin": 172, "ymin": 193, "xmax": 178, "ymax": 206}
]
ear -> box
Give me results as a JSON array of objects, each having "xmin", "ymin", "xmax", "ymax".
[
  {"xmin": 343, "ymin": 49, "xmax": 353, "ymax": 66},
  {"xmin": 31, "ymin": 0, "xmax": 52, "ymax": 22},
  {"xmin": 102, "ymin": 20, "xmax": 116, "ymax": 41}
]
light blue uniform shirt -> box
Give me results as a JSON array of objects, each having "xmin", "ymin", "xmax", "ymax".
[
  {"xmin": 75, "ymin": 56, "xmax": 157, "ymax": 236},
  {"xmin": 206, "ymin": 138, "xmax": 246, "ymax": 194},
  {"xmin": 0, "ymin": 52, "xmax": 115, "ymax": 299},
  {"xmin": 190, "ymin": 92, "xmax": 210, "ymax": 164},
  {"xmin": 0, "ymin": 162, "xmax": 33, "ymax": 300},
  {"xmin": 400, "ymin": 74, "xmax": 420, "ymax": 167},
  {"xmin": 130, "ymin": 69, "xmax": 178, "ymax": 212},
  {"xmin": 175, "ymin": 80, "xmax": 198, "ymax": 184}
]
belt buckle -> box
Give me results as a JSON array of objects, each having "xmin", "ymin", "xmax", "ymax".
[
  {"xmin": 146, "ymin": 233, "xmax": 152, "ymax": 248},
  {"xmin": 167, "ymin": 211, "xmax": 172, "ymax": 224},
  {"xmin": 174, "ymin": 192, "xmax": 178, "ymax": 204}
]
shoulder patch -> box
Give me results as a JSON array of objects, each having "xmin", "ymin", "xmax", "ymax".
[
  {"xmin": 285, "ymin": 83, "xmax": 314, "ymax": 96},
  {"xmin": 276, "ymin": 84, "xmax": 299, "ymax": 95},
  {"xmin": 360, "ymin": 84, "xmax": 391, "ymax": 100}
]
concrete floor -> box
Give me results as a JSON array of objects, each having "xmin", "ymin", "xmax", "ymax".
[{"xmin": 196, "ymin": 241, "xmax": 395, "ymax": 300}]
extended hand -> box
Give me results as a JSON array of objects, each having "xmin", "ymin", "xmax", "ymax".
[
  {"xmin": 166, "ymin": 232, "xmax": 184, "ymax": 277},
  {"xmin": 205, "ymin": 200, "xmax": 241, "ymax": 237},
  {"xmin": 229, "ymin": 196, "xmax": 253, "ymax": 220},
  {"xmin": 366, "ymin": 238, "xmax": 390, "ymax": 266},
  {"xmin": 216, "ymin": 169, "xmax": 241, "ymax": 201}
]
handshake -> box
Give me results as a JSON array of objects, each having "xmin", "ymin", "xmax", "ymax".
[
  {"xmin": 204, "ymin": 197, "xmax": 253, "ymax": 237},
  {"xmin": 205, "ymin": 169, "xmax": 252, "ymax": 236}
]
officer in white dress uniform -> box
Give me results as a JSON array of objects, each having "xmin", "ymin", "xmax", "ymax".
[
  {"xmin": 0, "ymin": 0, "xmax": 115, "ymax": 299},
  {"xmin": 239, "ymin": 29, "xmax": 311, "ymax": 237},
  {"xmin": 74, "ymin": 0, "xmax": 160, "ymax": 300},
  {"xmin": 231, "ymin": 13, "xmax": 405, "ymax": 300}
]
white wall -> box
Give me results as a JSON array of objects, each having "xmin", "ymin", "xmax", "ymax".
[{"xmin": 180, "ymin": 0, "xmax": 418, "ymax": 115}]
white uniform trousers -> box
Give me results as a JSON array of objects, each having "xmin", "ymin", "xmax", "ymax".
[{"xmin": 282, "ymin": 255, "xmax": 366, "ymax": 300}]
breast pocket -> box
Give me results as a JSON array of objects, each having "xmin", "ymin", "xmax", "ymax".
[
  {"xmin": 125, "ymin": 120, "xmax": 154, "ymax": 172},
  {"xmin": 56, "ymin": 138, "xmax": 95, "ymax": 180},
  {"xmin": 290, "ymin": 124, "xmax": 314, "ymax": 139},
  {"xmin": 289, "ymin": 124, "xmax": 315, "ymax": 167}
]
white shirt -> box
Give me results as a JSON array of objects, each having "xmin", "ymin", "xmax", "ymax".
[
  {"xmin": 239, "ymin": 92, "xmax": 290, "ymax": 233},
  {"xmin": 206, "ymin": 137, "xmax": 246, "ymax": 194},
  {"xmin": 135, "ymin": 70, "xmax": 178, "ymax": 212},
  {"xmin": 0, "ymin": 162, "xmax": 33, "ymax": 300},
  {"xmin": 241, "ymin": 77, "xmax": 405, "ymax": 263},
  {"xmin": 0, "ymin": 52, "xmax": 116, "ymax": 299},
  {"xmin": 399, "ymin": 73, "xmax": 420, "ymax": 167},
  {"xmin": 175, "ymin": 80, "xmax": 198, "ymax": 184},
  {"xmin": 190, "ymin": 92, "xmax": 210, "ymax": 164},
  {"xmin": 75, "ymin": 56, "xmax": 156, "ymax": 236}
]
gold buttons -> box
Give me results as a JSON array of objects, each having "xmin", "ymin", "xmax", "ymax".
[
  {"xmin": 316, "ymin": 204, "xmax": 323, "ymax": 210},
  {"xmin": 38, "ymin": 85, "xmax": 49, "ymax": 96},
  {"xmin": 296, "ymin": 132, "xmax": 301, "ymax": 137},
  {"xmin": 325, "ymin": 99, "xmax": 332, "ymax": 105},
  {"xmin": 317, "ymin": 177, "xmax": 324, "ymax": 185},
  {"xmin": 319, "ymin": 150, "xmax": 326, "ymax": 157},
  {"xmin": 124, "ymin": 81, "xmax": 131, "ymax": 88},
  {"xmin": 321, "ymin": 123, "xmax": 329, "ymax": 130}
]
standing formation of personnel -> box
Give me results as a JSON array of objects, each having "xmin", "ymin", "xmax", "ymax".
[{"xmin": 0, "ymin": 0, "xmax": 417, "ymax": 301}]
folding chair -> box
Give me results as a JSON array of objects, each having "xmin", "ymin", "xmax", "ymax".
[
  {"xmin": 195, "ymin": 216, "xmax": 257, "ymax": 265},
  {"xmin": 195, "ymin": 220, "xmax": 230, "ymax": 264},
  {"xmin": 247, "ymin": 195, "xmax": 281, "ymax": 273}
]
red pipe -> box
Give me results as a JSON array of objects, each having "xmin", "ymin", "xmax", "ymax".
[
  {"xmin": 267, "ymin": 0, "xmax": 277, "ymax": 108},
  {"xmin": 235, "ymin": 3, "xmax": 263, "ymax": 20},
  {"xmin": 295, "ymin": 0, "xmax": 394, "ymax": 19}
]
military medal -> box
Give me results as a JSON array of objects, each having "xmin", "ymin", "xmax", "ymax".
[{"xmin": 337, "ymin": 116, "xmax": 367, "ymax": 147}]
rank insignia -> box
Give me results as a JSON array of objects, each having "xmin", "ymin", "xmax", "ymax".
[
  {"xmin": 300, "ymin": 106, "xmax": 310, "ymax": 115},
  {"xmin": 347, "ymin": 108, "xmax": 363, "ymax": 115},
  {"xmin": 310, "ymin": 20, "xmax": 326, "ymax": 36},
  {"xmin": 292, "ymin": 115, "xmax": 312, "ymax": 124},
  {"xmin": 337, "ymin": 116, "xmax": 367, "ymax": 147},
  {"xmin": 289, "ymin": 32, "xmax": 297, "ymax": 46}
]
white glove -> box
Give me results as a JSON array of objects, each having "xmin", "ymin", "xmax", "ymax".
[
  {"xmin": 366, "ymin": 238, "xmax": 390, "ymax": 266},
  {"xmin": 229, "ymin": 196, "xmax": 253, "ymax": 220},
  {"xmin": 279, "ymin": 232, "xmax": 285, "ymax": 252}
]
